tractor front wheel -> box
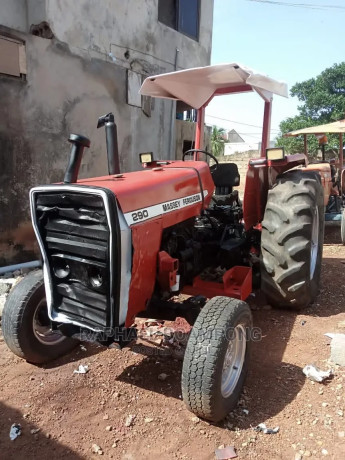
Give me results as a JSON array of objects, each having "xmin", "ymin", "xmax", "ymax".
[
  {"xmin": 2, "ymin": 270, "xmax": 77, "ymax": 364},
  {"xmin": 181, "ymin": 296, "xmax": 252, "ymax": 422},
  {"xmin": 261, "ymin": 170, "xmax": 324, "ymax": 310}
]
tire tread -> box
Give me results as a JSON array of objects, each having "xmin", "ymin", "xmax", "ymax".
[
  {"xmin": 261, "ymin": 170, "xmax": 324, "ymax": 309},
  {"xmin": 2, "ymin": 270, "xmax": 77, "ymax": 363},
  {"xmin": 182, "ymin": 296, "xmax": 252, "ymax": 422}
]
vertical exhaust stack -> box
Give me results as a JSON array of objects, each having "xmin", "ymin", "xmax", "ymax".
[
  {"xmin": 97, "ymin": 113, "xmax": 120, "ymax": 175},
  {"xmin": 64, "ymin": 134, "xmax": 91, "ymax": 183}
]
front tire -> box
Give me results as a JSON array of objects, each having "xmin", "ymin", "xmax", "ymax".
[
  {"xmin": 181, "ymin": 296, "xmax": 252, "ymax": 422},
  {"xmin": 2, "ymin": 270, "xmax": 77, "ymax": 364},
  {"xmin": 261, "ymin": 170, "xmax": 324, "ymax": 310}
]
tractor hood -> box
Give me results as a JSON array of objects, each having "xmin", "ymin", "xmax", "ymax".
[
  {"xmin": 31, "ymin": 160, "xmax": 215, "ymax": 230},
  {"xmin": 71, "ymin": 160, "xmax": 214, "ymax": 227}
]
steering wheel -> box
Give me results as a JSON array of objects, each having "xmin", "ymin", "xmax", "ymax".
[{"xmin": 182, "ymin": 149, "xmax": 219, "ymax": 166}]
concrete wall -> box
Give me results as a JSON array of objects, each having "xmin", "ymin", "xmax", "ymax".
[
  {"xmin": 46, "ymin": 0, "xmax": 213, "ymax": 72},
  {"xmin": 0, "ymin": 0, "xmax": 214, "ymax": 264},
  {"xmin": 0, "ymin": 0, "xmax": 28, "ymax": 32},
  {"xmin": 0, "ymin": 0, "xmax": 213, "ymax": 71}
]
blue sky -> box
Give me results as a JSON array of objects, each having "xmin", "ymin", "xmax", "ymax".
[{"xmin": 205, "ymin": 0, "xmax": 345, "ymax": 144}]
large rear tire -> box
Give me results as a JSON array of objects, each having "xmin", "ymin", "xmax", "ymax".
[
  {"xmin": 181, "ymin": 296, "xmax": 252, "ymax": 422},
  {"xmin": 2, "ymin": 270, "xmax": 77, "ymax": 364},
  {"xmin": 261, "ymin": 170, "xmax": 324, "ymax": 310}
]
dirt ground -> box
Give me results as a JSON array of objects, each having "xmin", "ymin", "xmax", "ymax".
[{"xmin": 0, "ymin": 226, "xmax": 345, "ymax": 460}]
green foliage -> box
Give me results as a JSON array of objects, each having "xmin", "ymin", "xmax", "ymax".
[
  {"xmin": 275, "ymin": 115, "xmax": 319, "ymax": 155},
  {"xmin": 276, "ymin": 63, "xmax": 345, "ymax": 156},
  {"xmin": 211, "ymin": 126, "xmax": 227, "ymax": 157}
]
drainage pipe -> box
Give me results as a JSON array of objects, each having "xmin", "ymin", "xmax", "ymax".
[{"xmin": 0, "ymin": 260, "xmax": 41, "ymax": 276}]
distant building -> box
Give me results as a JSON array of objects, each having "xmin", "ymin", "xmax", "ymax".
[
  {"xmin": 227, "ymin": 129, "xmax": 245, "ymax": 144},
  {"xmin": 224, "ymin": 129, "xmax": 258, "ymax": 155},
  {"xmin": 0, "ymin": 0, "xmax": 214, "ymax": 264}
]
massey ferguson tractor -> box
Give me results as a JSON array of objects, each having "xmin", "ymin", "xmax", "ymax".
[{"xmin": 2, "ymin": 63, "xmax": 330, "ymax": 423}]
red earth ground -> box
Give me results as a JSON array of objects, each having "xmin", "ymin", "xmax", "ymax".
[{"xmin": 0, "ymin": 226, "xmax": 344, "ymax": 460}]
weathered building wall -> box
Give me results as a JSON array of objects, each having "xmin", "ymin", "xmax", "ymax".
[
  {"xmin": 0, "ymin": 0, "xmax": 214, "ymax": 264},
  {"xmin": 0, "ymin": 34, "xmax": 172, "ymax": 263},
  {"xmin": 1, "ymin": 0, "xmax": 27, "ymax": 32},
  {"xmin": 45, "ymin": 0, "xmax": 213, "ymax": 72}
]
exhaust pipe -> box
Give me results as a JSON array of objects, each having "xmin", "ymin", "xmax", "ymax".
[
  {"xmin": 97, "ymin": 112, "xmax": 120, "ymax": 175},
  {"xmin": 63, "ymin": 112, "xmax": 119, "ymax": 183},
  {"xmin": 64, "ymin": 134, "xmax": 91, "ymax": 183}
]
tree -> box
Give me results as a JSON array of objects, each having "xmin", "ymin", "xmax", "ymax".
[
  {"xmin": 276, "ymin": 115, "xmax": 319, "ymax": 155},
  {"xmin": 276, "ymin": 62, "xmax": 345, "ymax": 155},
  {"xmin": 211, "ymin": 126, "xmax": 227, "ymax": 156}
]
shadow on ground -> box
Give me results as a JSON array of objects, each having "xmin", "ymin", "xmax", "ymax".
[
  {"xmin": 0, "ymin": 402, "xmax": 83, "ymax": 460},
  {"xmin": 324, "ymin": 223, "xmax": 342, "ymax": 245},
  {"xmin": 116, "ymin": 344, "xmax": 183, "ymax": 400},
  {"xmin": 40, "ymin": 342, "xmax": 105, "ymax": 370}
]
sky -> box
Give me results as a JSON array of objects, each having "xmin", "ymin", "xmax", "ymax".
[{"xmin": 205, "ymin": 0, "xmax": 345, "ymax": 145}]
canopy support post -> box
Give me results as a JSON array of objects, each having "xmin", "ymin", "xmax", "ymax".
[
  {"xmin": 169, "ymin": 48, "xmax": 180, "ymax": 160},
  {"xmin": 304, "ymin": 134, "xmax": 307, "ymax": 155},
  {"xmin": 195, "ymin": 106, "xmax": 205, "ymax": 158},
  {"xmin": 261, "ymin": 100, "xmax": 272, "ymax": 157},
  {"xmin": 340, "ymin": 133, "xmax": 343, "ymax": 170}
]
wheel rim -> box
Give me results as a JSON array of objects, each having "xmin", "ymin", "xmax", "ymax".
[
  {"xmin": 310, "ymin": 206, "xmax": 319, "ymax": 279},
  {"xmin": 221, "ymin": 324, "xmax": 246, "ymax": 398},
  {"xmin": 32, "ymin": 299, "xmax": 65, "ymax": 345}
]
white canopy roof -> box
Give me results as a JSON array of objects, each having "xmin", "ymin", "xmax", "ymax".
[
  {"xmin": 285, "ymin": 119, "xmax": 345, "ymax": 136},
  {"xmin": 140, "ymin": 63, "xmax": 288, "ymax": 109}
]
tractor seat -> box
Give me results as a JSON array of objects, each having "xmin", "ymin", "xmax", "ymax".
[{"xmin": 211, "ymin": 163, "xmax": 240, "ymax": 195}]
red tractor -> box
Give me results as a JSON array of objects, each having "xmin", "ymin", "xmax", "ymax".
[{"xmin": 2, "ymin": 64, "xmax": 327, "ymax": 422}]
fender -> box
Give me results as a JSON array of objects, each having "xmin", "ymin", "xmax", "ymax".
[{"xmin": 243, "ymin": 154, "xmax": 307, "ymax": 230}]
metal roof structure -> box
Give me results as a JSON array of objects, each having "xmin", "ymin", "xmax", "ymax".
[
  {"xmin": 140, "ymin": 63, "xmax": 288, "ymax": 109},
  {"xmin": 285, "ymin": 119, "xmax": 345, "ymax": 136}
]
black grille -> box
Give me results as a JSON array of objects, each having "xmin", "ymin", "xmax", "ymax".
[{"xmin": 34, "ymin": 190, "xmax": 117, "ymax": 330}]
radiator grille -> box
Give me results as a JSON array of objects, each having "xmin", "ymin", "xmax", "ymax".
[{"xmin": 35, "ymin": 191, "xmax": 114, "ymax": 329}]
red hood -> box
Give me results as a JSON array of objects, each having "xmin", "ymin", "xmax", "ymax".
[{"xmin": 76, "ymin": 161, "xmax": 215, "ymax": 216}]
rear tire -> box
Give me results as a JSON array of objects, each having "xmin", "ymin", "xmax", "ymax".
[
  {"xmin": 2, "ymin": 270, "xmax": 77, "ymax": 364},
  {"xmin": 181, "ymin": 296, "xmax": 252, "ymax": 422},
  {"xmin": 341, "ymin": 208, "xmax": 345, "ymax": 245},
  {"xmin": 261, "ymin": 170, "xmax": 324, "ymax": 310}
]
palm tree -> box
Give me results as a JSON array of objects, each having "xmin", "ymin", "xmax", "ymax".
[{"xmin": 211, "ymin": 126, "xmax": 227, "ymax": 157}]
